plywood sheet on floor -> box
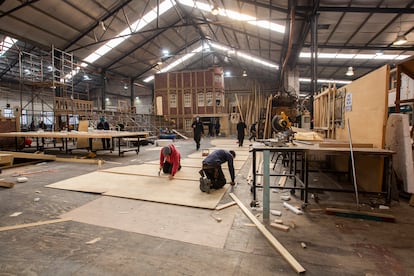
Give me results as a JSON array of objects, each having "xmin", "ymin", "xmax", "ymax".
[
  {"xmin": 45, "ymin": 171, "xmax": 124, "ymax": 193},
  {"xmin": 61, "ymin": 196, "xmax": 236, "ymax": 248},
  {"xmin": 46, "ymin": 171, "xmax": 228, "ymax": 209},
  {"xmin": 187, "ymin": 152, "xmax": 249, "ymax": 161},
  {"xmin": 178, "ymin": 159, "xmax": 246, "ymax": 170},
  {"xmin": 102, "ymin": 163, "xmax": 231, "ymax": 181}
]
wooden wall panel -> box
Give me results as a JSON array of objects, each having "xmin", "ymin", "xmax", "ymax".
[
  {"xmin": 335, "ymin": 65, "xmax": 389, "ymax": 192},
  {"xmin": 335, "ymin": 65, "xmax": 389, "ymax": 148}
]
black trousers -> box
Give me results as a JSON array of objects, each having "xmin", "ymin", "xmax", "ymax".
[
  {"xmin": 202, "ymin": 164, "xmax": 226, "ymax": 189},
  {"xmin": 163, "ymin": 162, "xmax": 172, "ymax": 174},
  {"xmin": 163, "ymin": 162, "xmax": 181, "ymax": 174}
]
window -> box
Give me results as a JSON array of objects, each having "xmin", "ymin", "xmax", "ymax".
[
  {"xmin": 206, "ymin": 92, "xmax": 213, "ymax": 106},
  {"xmin": 216, "ymin": 93, "xmax": 223, "ymax": 106},
  {"xmin": 197, "ymin": 93, "xmax": 204, "ymax": 107},
  {"xmin": 3, "ymin": 108, "xmax": 13, "ymax": 118},
  {"xmin": 184, "ymin": 119, "xmax": 192, "ymax": 132},
  {"xmin": 184, "ymin": 93, "xmax": 191, "ymax": 107},
  {"xmin": 170, "ymin": 93, "xmax": 177, "ymax": 108},
  {"xmin": 41, "ymin": 111, "xmax": 54, "ymax": 126},
  {"xmin": 21, "ymin": 109, "xmax": 27, "ymax": 126}
]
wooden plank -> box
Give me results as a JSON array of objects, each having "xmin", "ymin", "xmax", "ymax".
[
  {"xmin": 0, "ymin": 218, "xmax": 71, "ymax": 232},
  {"xmin": 409, "ymin": 194, "xmax": 414, "ymax": 207},
  {"xmin": 55, "ymin": 157, "xmax": 103, "ymax": 164},
  {"xmin": 278, "ymin": 171, "xmax": 287, "ymax": 187},
  {"xmin": 270, "ymin": 222, "xmax": 290, "ymax": 232},
  {"xmin": 0, "ymin": 151, "xmax": 56, "ymax": 161},
  {"xmin": 229, "ymin": 193, "xmax": 306, "ymax": 274},
  {"xmin": 325, "ymin": 207, "xmax": 395, "ymax": 222},
  {"xmin": 0, "ymin": 180, "xmax": 14, "ymax": 188},
  {"xmin": 215, "ymin": 201, "xmax": 236, "ymax": 210},
  {"xmin": 318, "ymin": 142, "xmax": 373, "ymax": 148},
  {"xmin": 172, "ymin": 129, "xmax": 189, "ymax": 140}
]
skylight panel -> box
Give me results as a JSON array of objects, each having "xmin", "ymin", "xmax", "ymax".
[
  {"xmin": 83, "ymin": 0, "xmax": 174, "ymax": 65},
  {"xmin": 143, "ymin": 46, "xmax": 203, "ymax": 83},
  {"xmin": 250, "ymin": 20, "xmax": 285, "ymax": 33},
  {"xmin": 177, "ymin": 0, "xmax": 285, "ymax": 34},
  {"xmin": 335, "ymin": 54, "xmax": 355, "ymax": 59},
  {"xmin": 354, "ymin": 54, "xmax": 375, "ymax": 59},
  {"xmin": 318, "ymin": 53, "xmax": 337, "ymax": 58},
  {"xmin": 209, "ymin": 42, "xmax": 279, "ymax": 69},
  {"xmin": 299, "ymin": 78, "xmax": 351, "ymax": 85},
  {"xmin": 0, "ymin": 36, "xmax": 17, "ymax": 56},
  {"xmin": 237, "ymin": 52, "xmax": 279, "ymax": 69},
  {"xmin": 395, "ymin": 55, "xmax": 410, "ymax": 60},
  {"xmin": 300, "ymin": 52, "xmax": 409, "ymax": 61}
]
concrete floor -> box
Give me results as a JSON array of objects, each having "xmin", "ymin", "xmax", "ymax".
[{"xmin": 0, "ymin": 137, "xmax": 413, "ymax": 276}]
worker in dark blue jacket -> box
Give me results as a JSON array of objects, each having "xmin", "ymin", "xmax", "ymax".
[{"xmin": 199, "ymin": 149, "xmax": 236, "ymax": 192}]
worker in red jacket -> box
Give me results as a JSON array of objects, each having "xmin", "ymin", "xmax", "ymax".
[{"xmin": 159, "ymin": 144, "xmax": 181, "ymax": 179}]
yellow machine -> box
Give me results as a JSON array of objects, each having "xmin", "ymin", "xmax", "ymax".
[{"xmin": 272, "ymin": 111, "xmax": 292, "ymax": 132}]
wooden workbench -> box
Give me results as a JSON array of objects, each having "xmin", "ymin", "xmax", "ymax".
[
  {"xmin": 250, "ymin": 142, "xmax": 395, "ymax": 217},
  {"xmin": 0, "ymin": 131, "xmax": 149, "ymax": 156}
]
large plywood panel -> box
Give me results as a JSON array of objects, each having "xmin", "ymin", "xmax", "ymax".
[
  {"xmin": 61, "ymin": 197, "xmax": 236, "ymax": 248},
  {"xmin": 47, "ymin": 171, "xmax": 228, "ymax": 209},
  {"xmin": 102, "ymin": 163, "xmax": 232, "ymax": 181},
  {"xmin": 336, "ymin": 65, "xmax": 389, "ymax": 148}
]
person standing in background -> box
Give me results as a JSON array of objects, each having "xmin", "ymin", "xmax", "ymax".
[
  {"xmin": 236, "ymin": 120, "xmax": 247, "ymax": 147},
  {"xmin": 215, "ymin": 120, "xmax": 220, "ymax": 136},
  {"xmin": 191, "ymin": 116, "xmax": 204, "ymax": 150},
  {"xmin": 97, "ymin": 117, "xmax": 110, "ymax": 149},
  {"xmin": 249, "ymin": 122, "xmax": 257, "ymax": 141}
]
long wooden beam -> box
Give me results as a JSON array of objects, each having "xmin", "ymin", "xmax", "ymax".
[
  {"xmin": 0, "ymin": 218, "xmax": 71, "ymax": 232},
  {"xmin": 229, "ymin": 193, "xmax": 306, "ymax": 274}
]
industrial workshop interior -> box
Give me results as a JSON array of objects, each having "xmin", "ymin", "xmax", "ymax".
[{"xmin": 1, "ymin": 0, "xmax": 414, "ymax": 275}]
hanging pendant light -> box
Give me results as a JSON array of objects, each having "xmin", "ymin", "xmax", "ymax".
[{"xmin": 346, "ymin": 66, "xmax": 354, "ymax": 76}]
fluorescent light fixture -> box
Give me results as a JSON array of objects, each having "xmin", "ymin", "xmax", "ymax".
[
  {"xmin": 299, "ymin": 78, "xmax": 351, "ymax": 85},
  {"xmin": 162, "ymin": 49, "xmax": 170, "ymax": 56},
  {"xmin": 0, "ymin": 36, "xmax": 17, "ymax": 56},
  {"xmin": 300, "ymin": 52, "xmax": 410, "ymax": 60},
  {"xmin": 242, "ymin": 70, "xmax": 247, "ymax": 77},
  {"xmin": 345, "ymin": 66, "xmax": 354, "ymax": 76},
  {"xmin": 178, "ymin": 0, "xmax": 285, "ymax": 33},
  {"xmin": 393, "ymin": 34, "xmax": 408, "ymax": 46},
  {"xmin": 224, "ymin": 71, "xmax": 231, "ymax": 77}
]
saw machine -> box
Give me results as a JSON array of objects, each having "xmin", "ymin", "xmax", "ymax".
[{"xmin": 271, "ymin": 112, "xmax": 294, "ymax": 143}]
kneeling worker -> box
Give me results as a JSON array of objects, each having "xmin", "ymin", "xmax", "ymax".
[
  {"xmin": 160, "ymin": 144, "xmax": 181, "ymax": 180},
  {"xmin": 199, "ymin": 149, "xmax": 236, "ymax": 192}
]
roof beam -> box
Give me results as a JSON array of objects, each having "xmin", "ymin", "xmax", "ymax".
[
  {"xmin": 103, "ymin": 18, "xmax": 182, "ymax": 70},
  {"xmin": 64, "ymin": 0, "xmax": 133, "ymax": 51},
  {"xmin": 0, "ymin": 0, "xmax": 40, "ymax": 19},
  {"xmin": 236, "ymin": 0, "xmax": 289, "ymax": 14},
  {"xmin": 133, "ymin": 37, "xmax": 200, "ymax": 80}
]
